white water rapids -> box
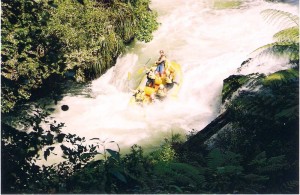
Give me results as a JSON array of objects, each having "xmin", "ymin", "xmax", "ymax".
[{"xmin": 50, "ymin": 0, "xmax": 298, "ymax": 153}]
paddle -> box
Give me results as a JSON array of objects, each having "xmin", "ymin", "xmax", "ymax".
[
  {"xmin": 127, "ymin": 58, "xmax": 152, "ymax": 81},
  {"xmin": 137, "ymin": 58, "xmax": 151, "ymax": 74}
]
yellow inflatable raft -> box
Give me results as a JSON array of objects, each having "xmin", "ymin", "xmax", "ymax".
[{"xmin": 129, "ymin": 61, "xmax": 182, "ymax": 105}]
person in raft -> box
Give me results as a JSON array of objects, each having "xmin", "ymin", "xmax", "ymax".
[
  {"xmin": 155, "ymin": 50, "xmax": 166, "ymax": 77},
  {"xmin": 132, "ymin": 87, "xmax": 145, "ymax": 103},
  {"xmin": 145, "ymin": 66, "xmax": 156, "ymax": 87},
  {"xmin": 165, "ymin": 70, "xmax": 174, "ymax": 90},
  {"xmin": 156, "ymin": 84, "xmax": 167, "ymax": 100}
]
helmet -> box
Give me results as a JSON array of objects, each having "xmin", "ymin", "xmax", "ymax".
[{"xmin": 159, "ymin": 84, "xmax": 164, "ymax": 89}]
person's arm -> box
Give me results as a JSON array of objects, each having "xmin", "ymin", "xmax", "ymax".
[{"xmin": 156, "ymin": 55, "xmax": 166, "ymax": 64}]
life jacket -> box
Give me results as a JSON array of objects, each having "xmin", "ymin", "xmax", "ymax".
[{"xmin": 157, "ymin": 55, "xmax": 166, "ymax": 66}]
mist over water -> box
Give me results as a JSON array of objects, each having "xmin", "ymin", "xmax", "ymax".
[{"xmin": 51, "ymin": 0, "xmax": 298, "ymax": 151}]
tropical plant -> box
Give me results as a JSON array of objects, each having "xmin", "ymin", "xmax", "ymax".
[
  {"xmin": 1, "ymin": 0, "xmax": 61, "ymax": 113},
  {"xmin": 253, "ymin": 9, "xmax": 299, "ymax": 62},
  {"xmin": 204, "ymin": 148, "xmax": 244, "ymax": 193},
  {"xmin": 1, "ymin": 0, "xmax": 158, "ymax": 113},
  {"xmin": 212, "ymin": 67, "xmax": 299, "ymax": 193},
  {"xmin": 1, "ymin": 105, "xmax": 127, "ymax": 193}
]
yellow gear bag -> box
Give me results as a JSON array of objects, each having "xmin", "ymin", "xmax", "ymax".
[
  {"xmin": 155, "ymin": 77, "xmax": 162, "ymax": 85},
  {"xmin": 144, "ymin": 86, "xmax": 155, "ymax": 96}
]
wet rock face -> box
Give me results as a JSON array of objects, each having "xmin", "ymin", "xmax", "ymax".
[
  {"xmin": 221, "ymin": 75, "xmax": 249, "ymax": 103},
  {"xmin": 221, "ymin": 72, "xmax": 265, "ymax": 104}
]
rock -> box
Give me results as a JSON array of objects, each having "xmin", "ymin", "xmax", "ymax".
[
  {"xmin": 221, "ymin": 75, "xmax": 249, "ymax": 103},
  {"xmin": 61, "ymin": 105, "xmax": 69, "ymax": 111}
]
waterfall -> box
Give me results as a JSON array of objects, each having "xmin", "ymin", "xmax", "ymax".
[{"xmin": 50, "ymin": 0, "xmax": 298, "ymax": 152}]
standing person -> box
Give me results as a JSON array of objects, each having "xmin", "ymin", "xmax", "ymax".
[{"xmin": 155, "ymin": 50, "xmax": 166, "ymax": 77}]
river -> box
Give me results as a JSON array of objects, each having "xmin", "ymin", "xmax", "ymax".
[{"xmin": 49, "ymin": 0, "xmax": 298, "ymax": 153}]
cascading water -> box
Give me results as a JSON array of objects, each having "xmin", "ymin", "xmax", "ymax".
[{"xmin": 50, "ymin": 0, "xmax": 299, "ymax": 152}]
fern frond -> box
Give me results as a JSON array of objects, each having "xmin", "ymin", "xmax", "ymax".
[
  {"xmin": 244, "ymin": 173, "xmax": 269, "ymax": 182},
  {"xmin": 273, "ymin": 26, "xmax": 299, "ymax": 43},
  {"xmin": 207, "ymin": 149, "xmax": 224, "ymax": 169},
  {"xmin": 153, "ymin": 162, "xmax": 206, "ymax": 191},
  {"xmin": 281, "ymin": 180, "xmax": 299, "ymax": 193},
  {"xmin": 261, "ymin": 9, "xmax": 299, "ymax": 28},
  {"xmin": 248, "ymin": 151, "xmax": 267, "ymax": 166},
  {"xmin": 252, "ymin": 42, "xmax": 299, "ymax": 60},
  {"xmin": 257, "ymin": 155, "xmax": 287, "ymax": 173}
]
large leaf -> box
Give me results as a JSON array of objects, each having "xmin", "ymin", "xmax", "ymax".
[
  {"xmin": 261, "ymin": 9, "xmax": 299, "ymax": 28},
  {"xmin": 273, "ymin": 27, "xmax": 299, "ymax": 43},
  {"xmin": 251, "ymin": 9, "xmax": 299, "ymax": 61},
  {"xmin": 253, "ymin": 42, "xmax": 299, "ymax": 60},
  {"xmin": 110, "ymin": 170, "xmax": 127, "ymax": 183},
  {"xmin": 106, "ymin": 149, "xmax": 120, "ymax": 160}
]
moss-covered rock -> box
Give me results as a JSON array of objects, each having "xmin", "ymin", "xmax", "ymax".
[
  {"xmin": 221, "ymin": 75, "xmax": 250, "ymax": 103},
  {"xmin": 263, "ymin": 68, "xmax": 299, "ymax": 87}
]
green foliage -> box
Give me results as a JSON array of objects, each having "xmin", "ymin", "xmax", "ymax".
[
  {"xmin": 263, "ymin": 68, "xmax": 298, "ymax": 87},
  {"xmin": 67, "ymin": 142, "xmax": 130, "ymax": 194},
  {"xmin": 2, "ymin": 103, "xmax": 298, "ymax": 194},
  {"xmin": 1, "ymin": 0, "xmax": 63, "ymax": 113},
  {"xmin": 213, "ymin": 0, "xmax": 242, "ymax": 9},
  {"xmin": 1, "ymin": 106, "xmax": 106, "ymax": 193},
  {"xmin": 130, "ymin": 0, "xmax": 159, "ymax": 42},
  {"xmin": 229, "ymin": 68, "xmax": 299, "ymax": 126},
  {"xmin": 273, "ymin": 27, "xmax": 299, "ymax": 43},
  {"xmin": 281, "ymin": 180, "xmax": 299, "ymax": 193},
  {"xmin": 122, "ymin": 145, "xmax": 152, "ymax": 180},
  {"xmin": 253, "ymin": 9, "xmax": 299, "ymax": 61},
  {"xmin": 153, "ymin": 162, "xmax": 206, "ymax": 193},
  {"xmin": 149, "ymin": 137, "xmax": 179, "ymax": 163},
  {"xmin": 249, "ymin": 152, "xmax": 288, "ymax": 174},
  {"xmin": 1, "ymin": 0, "xmax": 158, "ymax": 113},
  {"xmin": 208, "ymin": 67, "xmax": 299, "ymax": 193},
  {"xmin": 205, "ymin": 148, "xmax": 244, "ymax": 193}
]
